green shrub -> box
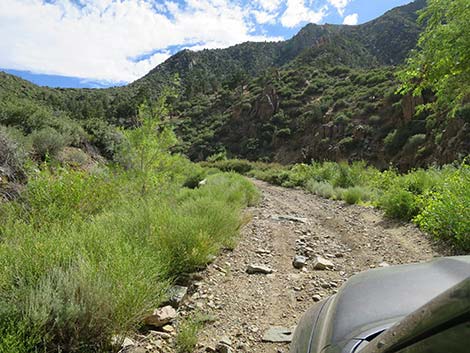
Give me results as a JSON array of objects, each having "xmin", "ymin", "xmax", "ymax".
[
  {"xmin": 30, "ymin": 127, "xmax": 68, "ymax": 159},
  {"xmin": 18, "ymin": 167, "xmax": 120, "ymax": 226},
  {"xmin": 402, "ymin": 168, "xmax": 441, "ymax": 195},
  {"xmin": 84, "ymin": 119, "xmax": 127, "ymax": 160},
  {"xmin": 249, "ymin": 168, "xmax": 290, "ymax": 186},
  {"xmin": 414, "ymin": 165, "xmax": 470, "ymax": 250},
  {"xmin": 379, "ymin": 188, "xmax": 419, "ymax": 221},
  {"xmin": 0, "ymin": 126, "xmax": 27, "ymax": 183},
  {"xmin": 0, "ymin": 171, "xmax": 257, "ymax": 352},
  {"xmin": 403, "ymin": 134, "xmax": 426, "ymax": 153},
  {"xmin": 206, "ymin": 159, "xmax": 254, "ymax": 174},
  {"xmin": 182, "ymin": 165, "xmax": 206, "ymax": 189},
  {"xmin": 58, "ymin": 148, "xmax": 90, "ymax": 168},
  {"xmin": 175, "ymin": 313, "xmax": 212, "ymax": 353},
  {"xmin": 286, "ymin": 163, "xmax": 317, "ymax": 187},
  {"xmin": 306, "ymin": 180, "xmax": 335, "ymax": 199},
  {"xmin": 333, "ymin": 162, "xmax": 356, "ymax": 188},
  {"xmin": 342, "ymin": 186, "xmax": 370, "ymax": 204}
]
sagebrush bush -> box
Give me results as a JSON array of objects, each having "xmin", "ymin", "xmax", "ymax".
[
  {"xmin": 58, "ymin": 147, "xmax": 90, "ymax": 168},
  {"xmin": 306, "ymin": 180, "xmax": 336, "ymax": 199},
  {"xmin": 30, "ymin": 127, "xmax": 68, "ymax": 159},
  {"xmin": 0, "ymin": 167, "xmax": 256, "ymax": 352},
  {"xmin": 0, "ymin": 126, "xmax": 27, "ymax": 183}
]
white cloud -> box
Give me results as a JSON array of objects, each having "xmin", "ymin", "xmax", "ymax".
[
  {"xmin": 343, "ymin": 13, "xmax": 358, "ymax": 25},
  {"xmin": 0, "ymin": 0, "xmax": 280, "ymax": 83},
  {"xmin": 280, "ymin": 0, "xmax": 327, "ymax": 28},
  {"xmin": 252, "ymin": 9, "xmax": 278, "ymax": 24},
  {"xmin": 249, "ymin": 0, "xmax": 282, "ymax": 25},
  {"xmin": 327, "ymin": 0, "xmax": 350, "ymax": 16},
  {"xmin": 254, "ymin": 0, "xmax": 282, "ymax": 12}
]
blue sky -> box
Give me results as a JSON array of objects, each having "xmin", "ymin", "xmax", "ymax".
[{"xmin": 0, "ymin": 0, "xmax": 414, "ymax": 88}]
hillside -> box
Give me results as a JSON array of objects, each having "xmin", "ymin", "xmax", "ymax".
[
  {"xmin": 0, "ymin": 1, "xmax": 469, "ymax": 352},
  {"xmin": 1, "ymin": 0, "xmax": 468, "ymax": 169}
]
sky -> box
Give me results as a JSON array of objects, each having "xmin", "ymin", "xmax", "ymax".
[{"xmin": 0, "ymin": 0, "xmax": 414, "ymax": 88}]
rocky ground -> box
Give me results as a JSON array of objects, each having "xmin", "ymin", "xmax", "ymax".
[{"xmin": 121, "ymin": 179, "xmax": 450, "ymax": 353}]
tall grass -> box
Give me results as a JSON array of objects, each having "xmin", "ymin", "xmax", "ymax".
[{"xmin": 0, "ymin": 164, "xmax": 258, "ymax": 352}]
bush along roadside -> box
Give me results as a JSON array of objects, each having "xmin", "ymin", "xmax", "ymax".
[
  {"xmin": 205, "ymin": 158, "xmax": 469, "ymax": 252},
  {"xmin": 0, "ymin": 100, "xmax": 260, "ymax": 353},
  {"xmin": 0, "ymin": 167, "xmax": 258, "ymax": 353}
]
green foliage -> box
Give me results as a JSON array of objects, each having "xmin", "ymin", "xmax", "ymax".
[
  {"xmin": 342, "ymin": 186, "xmax": 370, "ymax": 205},
  {"xmin": 414, "ymin": 164, "xmax": 470, "ymax": 250},
  {"xmin": 224, "ymin": 158, "xmax": 468, "ymax": 250},
  {"xmin": 0, "ymin": 126, "xmax": 27, "ymax": 183},
  {"xmin": 403, "ymin": 133, "xmax": 426, "ymax": 153},
  {"xmin": 15, "ymin": 166, "xmax": 120, "ymax": 226},
  {"xmin": 124, "ymin": 99, "xmax": 178, "ymax": 195},
  {"xmin": 30, "ymin": 127, "xmax": 68, "ymax": 159},
  {"xmin": 305, "ymin": 180, "xmax": 336, "ymax": 199},
  {"xmin": 84, "ymin": 119, "xmax": 126, "ymax": 160},
  {"xmin": 203, "ymin": 159, "xmax": 254, "ymax": 174},
  {"xmin": 0, "ymin": 159, "xmax": 257, "ymax": 352},
  {"xmin": 378, "ymin": 187, "xmax": 419, "ymax": 221},
  {"xmin": 398, "ymin": 0, "xmax": 470, "ymax": 114},
  {"xmin": 182, "ymin": 164, "xmax": 206, "ymax": 189},
  {"xmin": 175, "ymin": 313, "xmax": 213, "ymax": 353}
]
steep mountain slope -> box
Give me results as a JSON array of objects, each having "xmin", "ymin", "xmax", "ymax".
[
  {"xmin": 132, "ymin": 0, "xmax": 425, "ymax": 96},
  {"xmin": 1, "ymin": 0, "xmax": 468, "ymax": 168}
]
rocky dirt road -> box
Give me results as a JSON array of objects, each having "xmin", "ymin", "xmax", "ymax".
[{"xmin": 186, "ymin": 179, "xmax": 449, "ymax": 353}]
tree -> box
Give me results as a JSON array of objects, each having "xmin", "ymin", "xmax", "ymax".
[
  {"xmin": 398, "ymin": 0, "xmax": 470, "ymax": 115},
  {"xmin": 124, "ymin": 91, "xmax": 178, "ymax": 196}
]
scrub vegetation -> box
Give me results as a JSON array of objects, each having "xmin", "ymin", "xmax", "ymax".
[
  {"xmin": 205, "ymin": 158, "xmax": 469, "ymax": 251},
  {"xmin": 0, "ymin": 100, "xmax": 258, "ymax": 353},
  {"xmin": 0, "ymin": 0, "xmax": 469, "ymax": 351}
]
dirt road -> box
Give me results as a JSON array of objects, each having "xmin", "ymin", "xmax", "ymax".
[{"xmin": 188, "ymin": 179, "xmax": 448, "ymax": 352}]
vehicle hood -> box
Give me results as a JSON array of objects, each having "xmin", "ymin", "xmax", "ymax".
[{"xmin": 325, "ymin": 256, "xmax": 470, "ymax": 347}]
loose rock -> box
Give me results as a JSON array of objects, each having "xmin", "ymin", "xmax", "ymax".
[
  {"xmin": 119, "ymin": 347, "xmax": 146, "ymax": 353},
  {"xmin": 167, "ymin": 285, "xmax": 188, "ymax": 308},
  {"xmin": 313, "ymin": 256, "xmax": 334, "ymax": 270},
  {"xmin": 216, "ymin": 337, "xmax": 233, "ymax": 353},
  {"xmin": 246, "ymin": 264, "xmax": 273, "ymax": 274},
  {"xmin": 143, "ymin": 306, "xmax": 177, "ymax": 327},
  {"xmin": 293, "ymin": 255, "xmax": 307, "ymax": 269},
  {"xmin": 262, "ymin": 326, "xmax": 295, "ymax": 343},
  {"xmin": 271, "ymin": 214, "xmax": 308, "ymax": 223}
]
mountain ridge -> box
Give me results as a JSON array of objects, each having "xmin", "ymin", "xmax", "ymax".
[
  {"xmin": 1, "ymin": 0, "xmax": 468, "ymax": 169},
  {"xmin": 131, "ymin": 0, "xmax": 426, "ymax": 95}
]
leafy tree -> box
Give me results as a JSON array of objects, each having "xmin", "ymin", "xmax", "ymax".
[
  {"xmin": 398, "ymin": 0, "xmax": 470, "ymax": 114},
  {"xmin": 124, "ymin": 92, "xmax": 178, "ymax": 196}
]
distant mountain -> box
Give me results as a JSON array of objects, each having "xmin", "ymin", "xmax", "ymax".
[
  {"xmin": 1, "ymin": 0, "xmax": 468, "ymax": 168},
  {"xmin": 131, "ymin": 0, "xmax": 425, "ymax": 96}
]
